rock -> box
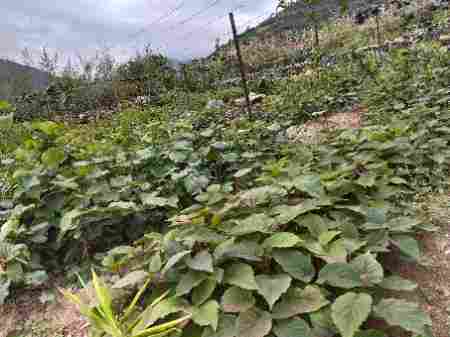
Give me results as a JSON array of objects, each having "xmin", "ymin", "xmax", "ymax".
[
  {"xmin": 206, "ymin": 99, "xmax": 225, "ymax": 110},
  {"xmin": 234, "ymin": 93, "xmax": 267, "ymax": 106},
  {"xmin": 0, "ymin": 210, "xmax": 11, "ymax": 221},
  {"xmin": 0, "ymin": 201, "xmax": 13, "ymax": 210},
  {"xmin": 286, "ymin": 125, "xmax": 323, "ymax": 145},
  {"xmin": 439, "ymin": 34, "xmax": 450, "ymax": 45},
  {"xmin": 135, "ymin": 96, "xmax": 151, "ymax": 106}
]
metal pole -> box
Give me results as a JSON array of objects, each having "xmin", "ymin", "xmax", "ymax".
[{"xmin": 229, "ymin": 12, "xmax": 252, "ymax": 117}]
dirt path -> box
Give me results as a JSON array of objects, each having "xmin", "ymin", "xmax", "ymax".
[{"xmin": 383, "ymin": 193, "xmax": 450, "ymax": 337}]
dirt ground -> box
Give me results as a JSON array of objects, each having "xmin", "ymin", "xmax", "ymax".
[
  {"xmin": 382, "ymin": 192, "xmax": 450, "ymax": 337},
  {"xmin": 0, "ymin": 282, "xmax": 87, "ymax": 337}
]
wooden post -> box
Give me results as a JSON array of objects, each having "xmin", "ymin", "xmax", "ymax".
[
  {"xmin": 375, "ymin": 9, "xmax": 382, "ymax": 46},
  {"xmin": 181, "ymin": 63, "xmax": 190, "ymax": 106},
  {"xmin": 229, "ymin": 12, "xmax": 252, "ymax": 117},
  {"xmin": 314, "ymin": 22, "xmax": 320, "ymax": 48},
  {"xmin": 181, "ymin": 64, "xmax": 189, "ymax": 91}
]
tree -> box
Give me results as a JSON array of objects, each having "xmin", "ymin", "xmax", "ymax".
[
  {"xmin": 62, "ymin": 57, "xmax": 77, "ymax": 79},
  {"xmin": 21, "ymin": 48, "xmax": 35, "ymax": 67},
  {"xmin": 304, "ymin": 0, "xmax": 322, "ymax": 47},
  {"xmin": 95, "ymin": 48, "xmax": 115, "ymax": 82},
  {"xmin": 291, "ymin": 0, "xmax": 351, "ymax": 48},
  {"xmin": 77, "ymin": 54, "xmax": 95, "ymax": 82},
  {"xmin": 39, "ymin": 47, "xmax": 58, "ymax": 77},
  {"xmin": 115, "ymin": 45, "xmax": 176, "ymax": 99},
  {"xmin": 277, "ymin": 0, "xmax": 296, "ymax": 14}
]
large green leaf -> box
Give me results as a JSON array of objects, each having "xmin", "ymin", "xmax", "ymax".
[
  {"xmin": 255, "ymin": 274, "xmax": 292, "ymax": 310},
  {"xmin": 350, "ymin": 253, "xmax": 384, "ymax": 286},
  {"xmin": 41, "ymin": 147, "xmax": 66, "ymax": 169},
  {"xmin": 0, "ymin": 112, "xmax": 13, "ymax": 130},
  {"xmin": 110, "ymin": 175, "xmax": 132, "ymax": 188},
  {"xmin": 149, "ymin": 254, "xmax": 163, "ymax": 273},
  {"xmin": 6, "ymin": 262, "xmax": 24, "ymax": 283},
  {"xmin": 236, "ymin": 308, "xmax": 272, "ymax": 337},
  {"xmin": 0, "ymin": 278, "xmax": 11, "ymax": 304},
  {"xmin": 201, "ymin": 314, "xmax": 237, "ymax": 337},
  {"xmin": 373, "ymin": 299, "xmax": 432, "ymax": 335},
  {"xmin": 301, "ymin": 214, "xmax": 329, "ymax": 238},
  {"xmin": 331, "ymin": 292, "xmax": 373, "ymax": 337},
  {"xmin": 272, "ymin": 200, "xmax": 320, "ymax": 225},
  {"xmin": 379, "ymin": 276, "xmax": 417, "ymax": 291},
  {"xmin": 239, "ymin": 186, "xmax": 287, "ymax": 206},
  {"xmin": 366, "ymin": 207, "xmax": 387, "ymax": 225},
  {"xmin": 387, "ymin": 217, "xmax": 419, "ymax": 233},
  {"xmin": 192, "ymin": 300, "xmax": 220, "ymax": 331},
  {"xmin": 224, "ymin": 263, "xmax": 258, "ymax": 290},
  {"xmin": 32, "ymin": 121, "xmax": 61, "ymax": 136},
  {"xmin": 229, "ymin": 214, "xmax": 275, "ymax": 236},
  {"xmin": 391, "ymin": 236, "xmax": 420, "ymax": 260},
  {"xmin": 273, "ymin": 318, "xmax": 313, "ymax": 337},
  {"xmin": 319, "ymin": 231, "xmax": 342, "ymax": 246},
  {"xmin": 140, "ymin": 193, "xmax": 178, "ymax": 208},
  {"xmin": 24, "ymin": 270, "xmax": 48, "ymax": 287},
  {"xmin": 310, "ymin": 307, "xmax": 337, "ymax": 336},
  {"xmin": 319, "ymin": 240, "xmax": 348, "ymax": 264},
  {"xmin": 292, "ymin": 174, "xmax": 324, "ymax": 197},
  {"xmin": 272, "ymin": 286, "xmax": 330, "ymax": 319},
  {"xmin": 186, "ymin": 250, "xmax": 214, "ymax": 273},
  {"xmin": 176, "ymin": 270, "xmax": 208, "ymax": 297},
  {"xmin": 317, "ymin": 263, "xmax": 363, "ymax": 289},
  {"xmin": 192, "ymin": 279, "xmax": 217, "ymax": 306},
  {"xmin": 272, "ymin": 249, "xmax": 315, "ymax": 283},
  {"xmin": 58, "ymin": 209, "xmax": 85, "ymax": 241},
  {"xmin": 221, "ymin": 286, "xmax": 255, "ymax": 313},
  {"xmin": 356, "ymin": 174, "xmax": 376, "ymax": 188},
  {"xmin": 214, "ymin": 239, "xmax": 263, "ymax": 262},
  {"xmin": 161, "ymin": 250, "xmax": 191, "ymax": 274},
  {"xmin": 262, "ymin": 233, "xmax": 301, "ymax": 249}
]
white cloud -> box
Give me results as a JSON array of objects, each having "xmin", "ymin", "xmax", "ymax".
[{"xmin": 1, "ymin": 0, "xmax": 276, "ymax": 64}]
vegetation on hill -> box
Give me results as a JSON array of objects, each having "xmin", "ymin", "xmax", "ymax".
[
  {"xmin": 0, "ymin": 59, "xmax": 50, "ymax": 100},
  {"xmin": 0, "ymin": 1, "xmax": 449, "ymax": 337}
]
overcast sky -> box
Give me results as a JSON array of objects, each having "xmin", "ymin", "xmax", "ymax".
[{"xmin": 0, "ymin": 0, "xmax": 276, "ymax": 67}]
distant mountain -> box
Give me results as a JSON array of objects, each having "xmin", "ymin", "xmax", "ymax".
[{"xmin": 0, "ymin": 59, "xmax": 50, "ymax": 100}]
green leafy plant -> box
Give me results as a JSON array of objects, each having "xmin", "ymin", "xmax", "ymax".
[
  {"xmin": 62, "ymin": 270, "xmax": 191, "ymax": 337},
  {"xmin": 0, "ymin": 100, "xmax": 15, "ymax": 131}
]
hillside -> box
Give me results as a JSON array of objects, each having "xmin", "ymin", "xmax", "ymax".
[
  {"xmin": 250, "ymin": 0, "xmax": 385, "ymax": 35},
  {"xmin": 209, "ymin": 0, "xmax": 448, "ymax": 78},
  {"xmin": 0, "ymin": 59, "xmax": 49, "ymax": 100}
]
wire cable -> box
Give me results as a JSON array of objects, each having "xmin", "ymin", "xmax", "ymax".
[{"xmin": 163, "ymin": 0, "xmax": 223, "ymax": 32}]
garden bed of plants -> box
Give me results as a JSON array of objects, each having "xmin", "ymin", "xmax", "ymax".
[{"xmin": 0, "ymin": 38, "xmax": 449, "ymax": 337}]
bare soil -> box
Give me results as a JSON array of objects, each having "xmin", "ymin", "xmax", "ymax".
[
  {"xmin": 0, "ymin": 281, "xmax": 87, "ymax": 337},
  {"xmin": 382, "ymin": 193, "xmax": 450, "ymax": 337}
]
